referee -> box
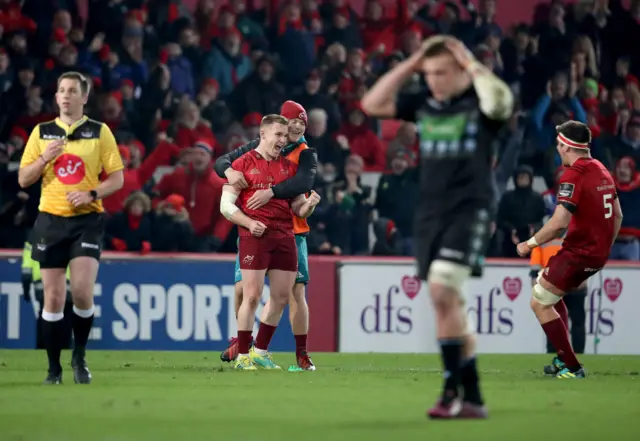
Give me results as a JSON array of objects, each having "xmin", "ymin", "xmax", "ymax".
[
  {"xmin": 18, "ymin": 71, "xmax": 124, "ymax": 385},
  {"xmin": 362, "ymin": 36, "xmax": 513, "ymax": 418}
]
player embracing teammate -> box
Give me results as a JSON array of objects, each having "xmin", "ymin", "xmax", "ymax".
[
  {"xmin": 215, "ymin": 101, "xmax": 318, "ymax": 371},
  {"xmin": 518, "ymin": 120, "xmax": 622, "ymax": 379},
  {"xmin": 219, "ymin": 114, "xmax": 321, "ymax": 370}
]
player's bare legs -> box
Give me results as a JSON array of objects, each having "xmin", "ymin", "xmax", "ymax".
[
  {"xmin": 427, "ymin": 260, "xmax": 486, "ymax": 419},
  {"xmin": 220, "ymin": 282, "xmax": 246, "ymax": 362},
  {"xmin": 40, "ymin": 267, "xmax": 68, "ymax": 384},
  {"xmin": 235, "ymin": 269, "xmax": 266, "ymax": 370},
  {"xmin": 234, "ymin": 283, "xmax": 243, "ymax": 318},
  {"xmin": 290, "ymin": 283, "xmax": 315, "ymax": 370},
  {"xmin": 251, "ymin": 269, "xmax": 296, "ymax": 369},
  {"xmin": 531, "ymin": 276, "xmax": 584, "ymax": 378},
  {"xmin": 68, "ymin": 257, "xmax": 99, "ymax": 384}
]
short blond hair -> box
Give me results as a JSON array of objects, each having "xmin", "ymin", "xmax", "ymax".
[
  {"xmin": 124, "ymin": 191, "xmax": 151, "ymax": 213},
  {"xmin": 57, "ymin": 71, "xmax": 90, "ymax": 96},
  {"xmin": 261, "ymin": 114, "xmax": 288, "ymax": 127}
]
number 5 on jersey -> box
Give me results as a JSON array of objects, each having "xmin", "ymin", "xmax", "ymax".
[{"xmin": 603, "ymin": 194, "xmax": 613, "ymax": 219}]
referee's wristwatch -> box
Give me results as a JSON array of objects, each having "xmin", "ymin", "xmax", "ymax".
[{"xmin": 89, "ymin": 190, "xmax": 99, "ymax": 201}]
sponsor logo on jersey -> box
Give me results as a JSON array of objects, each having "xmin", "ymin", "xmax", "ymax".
[
  {"xmin": 249, "ymin": 168, "xmax": 260, "ymax": 175},
  {"xmin": 54, "ymin": 153, "xmax": 86, "ymax": 185},
  {"xmin": 558, "ymin": 183, "xmax": 575, "ymax": 198}
]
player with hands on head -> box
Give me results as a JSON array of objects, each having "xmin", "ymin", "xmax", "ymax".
[
  {"xmin": 517, "ymin": 120, "xmax": 622, "ymax": 379},
  {"xmin": 362, "ymin": 34, "xmax": 514, "ymax": 419}
]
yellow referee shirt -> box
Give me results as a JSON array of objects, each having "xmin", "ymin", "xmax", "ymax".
[{"xmin": 20, "ymin": 116, "xmax": 124, "ymax": 217}]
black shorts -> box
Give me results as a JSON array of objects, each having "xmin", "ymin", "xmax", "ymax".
[
  {"xmin": 415, "ymin": 206, "xmax": 493, "ymax": 281},
  {"xmin": 31, "ymin": 212, "xmax": 105, "ymax": 268}
]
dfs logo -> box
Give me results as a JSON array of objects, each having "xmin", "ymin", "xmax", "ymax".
[
  {"xmin": 586, "ymin": 277, "xmax": 622, "ymax": 337},
  {"xmin": 360, "ymin": 276, "xmax": 420, "ymax": 335},
  {"xmin": 467, "ymin": 277, "xmax": 521, "ymax": 335}
]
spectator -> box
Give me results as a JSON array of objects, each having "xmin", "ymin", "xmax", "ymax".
[
  {"xmin": 497, "ymin": 165, "xmax": 546, "ymax": 258},
  {"xmin": 334, "ymin": 102, "xmax": 385, "ymax": 171},
  {"xmin": 375, "ymin": 149, "xmax": 418, "ymax": 255},
  {"xmin": 293, "ymin": 69, "xmax": 342, "ymax": 132},
  {"xmin": 386, "ymin": 122, "xmax": 418, "ymax": 167},
  {"xmin": 106, "ymin": 192, "xmax": 153, "ymax": 254},
  {"xmin": 173, "ymin": 98, "xmax": 217, "ymax": 152},
  {"xmin": 611, "ymin": 156, "xmax": 640, "ymax": 261},
  {"xmin": 202, "ymin": 27, "xmax": 251, "ymax": 97},
  {"xmin": 197, "ymin": 78, "xmax": 234, "ymax": 138},
  {"xmin": 164, "ymin": 42, "xmax": 195, "ymax": 98},
  {"xmin": 152, "ymin": 194, "xmax": 195, "ymax": 252},
  {"xmin": 371, "ymin": 217, "xmax": 403, "ymax": 256},
  {"xmin": 153, "ymin": 141, "xmax": 232, "ymax": 252},
  {"xmin": 274, "ymin": 1, "xmax": 316, "ymax": 87},
  {"xmin": 103, "ymin": 141, "xmax": 180, "ymax": 214},
  {"xmin": 228, "ymin": 54, "xmax": 285, "ymax": 121},
  {"xmin": 330, "ymin": 154, "xmax": 373, "ymax": 255},
  {"xmin": 306, "ymin": 108, "xmax": 347, "ymax": 171},
  {"xmin": 608, "ymin": 111, "xmax": 640, "ymax": 164}
]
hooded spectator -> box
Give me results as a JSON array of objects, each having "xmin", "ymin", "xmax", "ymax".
[
  {"xmin": 497, "ymin": 165, "xmax": 546, "ymax": 258},
  {"xmin": 228, "ymin": 54, "xmax": 286, "ymax": 121}
]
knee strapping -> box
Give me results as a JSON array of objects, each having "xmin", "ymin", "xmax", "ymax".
[
  {"xmin": 532, "ymin": 283, "xmax": 562, "ymax": 306},
  {"xmin": 428, "ymin": 259, "xmax": 471, "ymax": 293}
]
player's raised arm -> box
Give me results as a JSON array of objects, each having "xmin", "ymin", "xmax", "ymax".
[
  {"xmin": 290, "ymin": 190, "xmax": 321, "ymax": 219},
  {"xmin": 213, "ymin": 139, "xmax": 259, "ymax": 187},
  {"xmin": 361, "ymin": 40, "xmax": 428, "ymax": 119},
  {"xmin": 445, "ymin": 38, "xmax": 514, "ymax": 121},
  {"xmin": 219, "ymin": 184, "xmax": 266, "ymax": 236}
]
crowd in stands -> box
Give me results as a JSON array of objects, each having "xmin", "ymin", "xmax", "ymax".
[{"xmin": 1, "ymin": 0, "xmax": 640, "ymax": 261}]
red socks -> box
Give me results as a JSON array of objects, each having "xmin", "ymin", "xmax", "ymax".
[
  {"xmin": 295, "ymin": 334, "xmax": 307, "ymax": 357},
  {"xmin": 237, "ymin": 330, "xmax": 252, "ymax": 354},
  {"xmin": 542, "ymin": 318, "xmax": 580, "ymax": 368},
  {"xmin": 255, "ymin": 322, "xmax": 277, "ymax": 351},
  {"xmin": 555, "ymin": 299, "xmax": 569, "ymax": 331}
]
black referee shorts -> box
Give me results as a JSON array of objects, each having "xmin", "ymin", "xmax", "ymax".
[
  {"xmin": 414, "ymin": 206, "xmax": 493, "ymax": 281},
  {"xmin": 31, "ymin": 212, "xmax": 105, "ymax": 269}
]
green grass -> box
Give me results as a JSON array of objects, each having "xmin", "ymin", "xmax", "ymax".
[{"xmin": 1, "ymin": 351, "xmax": 639, "ymax": 441}]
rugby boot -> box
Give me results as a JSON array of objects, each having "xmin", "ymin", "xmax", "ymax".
[
  {"xmin": 249, "ymin": 347, "xmax": 281, "ymax": 370},
  {"xmin": 234, "ymin": 354, "xmax": 258, "ymax": 370},
  {"xmin": 296, "ymin": 352, "xmax": 316, "ymax": 371},
  {"xmin": 427, "ymin": 392, "xmax": 462, "ymax": 419},
  {"xmin": 72, "ymin": 350, "xmax": 92, "ymax": 384},
  {"xmin": 220, "ymin": 337, "xmax": 239, "ymax": 362},
  {"xmin": 543, "ymin": 356, "xmax": 565, "ymax": 375},
  {"xmin": 457, "ymin": 402, "xmax": 489, "ymax": 419},
  {"xmin": 556, "ymin": 366, "xmax": 586, "ymax": 379},
  {"xmin": 43, "ymin": 370, "xmax": 63, "ymax": 385}
]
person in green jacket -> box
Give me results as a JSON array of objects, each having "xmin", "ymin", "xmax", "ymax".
[{"xmin": 22, "ymin": 236, "xmax": 73, "ymax": 350}]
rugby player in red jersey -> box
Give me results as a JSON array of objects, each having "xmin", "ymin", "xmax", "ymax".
[
  {"xmin": 219, "ymin": 114, "xmax": 321, "ymax": 370},
  {"xmin": 517, "ymin": 121, "xmax": 623, "ymax": 379}
]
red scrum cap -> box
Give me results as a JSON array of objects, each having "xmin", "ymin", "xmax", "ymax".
[{"xmin": 280, "ymin": 100, "xmax": 307, "ymax": 125}]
